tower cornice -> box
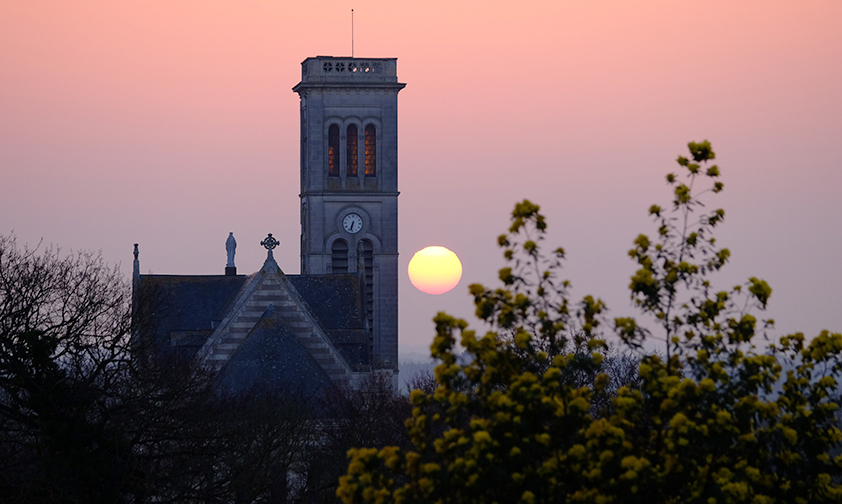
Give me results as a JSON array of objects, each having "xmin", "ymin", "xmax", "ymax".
[
  {"xmin": 293, "ymin": 82, "xmax": 407, "ymax": 94},
  {"xmin": 293, "ymin": 56, "xmax": 406, "ymax": 93}
]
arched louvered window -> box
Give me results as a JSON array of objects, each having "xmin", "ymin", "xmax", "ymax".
[
  {"xmin": 365, "ymin": 124, "xmax": 376, "ymax": 176},
  {"xmin": 346, "ymin": 124, "xmax": 358, "ymax": 176},
  {"xmin": 328, "ymin": 125, "xmax": 340, "ymax": 176},
  {"xmin": 360, "ymin": 239, "xmax": 374, "ymax": 329},
  {"xmin": 331, "ymin": 239, "xmax": 349, "ymax": 274}
]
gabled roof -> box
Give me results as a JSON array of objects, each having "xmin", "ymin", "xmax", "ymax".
[
  {"xmin": 214, "ymin": 305, "xmax": 336, "ymax": 398},
  {"xmin": 135, "ymin": 256, "xmax": 373, "ymax": 391}
]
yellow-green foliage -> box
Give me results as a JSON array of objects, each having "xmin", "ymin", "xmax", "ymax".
[{"xmin": 338, "ymin": 142, "xmax": 842, "ymax": 504}]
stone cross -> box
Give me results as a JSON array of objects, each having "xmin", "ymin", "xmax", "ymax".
[{"xmin": 261, "ymin": 233, "xmax": 280, "ymax": 260}]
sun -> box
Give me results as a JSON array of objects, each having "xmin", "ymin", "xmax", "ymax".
[{"xmin": 408, "ymin": 246, "xmax": 463, "ymax": 295}]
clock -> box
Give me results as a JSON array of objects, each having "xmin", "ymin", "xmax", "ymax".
[{"xmin": 342, "ymin": 213, "xmax": 363, "ymax": 234}]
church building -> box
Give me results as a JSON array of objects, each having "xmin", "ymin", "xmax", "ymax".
[{"xmin": 133, "ymin": 56, "xmax": 405, "ymax": 394}]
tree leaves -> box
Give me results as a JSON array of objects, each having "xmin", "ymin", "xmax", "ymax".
[{"xmin": 339, "ymin": 142, "xmax": 842, "ymax": 504}]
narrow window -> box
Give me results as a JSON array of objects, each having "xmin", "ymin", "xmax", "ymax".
[
  {"xmin": 331, "ymin": 239, "xmax": 349, "ymax": 274},
  {"xmin": 365, "ymin": 124, "xmax": 376, "ymax": 176},
  {"xmin": 346, "ymin": 124, "xmax": 358, "ymax": 176},
  {"xmin": 360, "ymin": 240, "xmax": 374, "ymax": 329},
  {"xmin": 328, "ymin": 125, "xmax": 340, "ymax": 176}
]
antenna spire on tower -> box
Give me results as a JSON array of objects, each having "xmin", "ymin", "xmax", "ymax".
[{"xmin": 351, "ymin": 9, "xmax": 354, "ymax": 57}]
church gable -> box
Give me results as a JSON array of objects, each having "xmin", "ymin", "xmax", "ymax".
[
  {"xmin": 196, "ymin": 255, "xmax": 361, "ymax": 387},
  {"xmin": 214, "ymin": 305, "xmax": 337, "ymax": 398},
  {"xmin": 135, "ymin": 244, "xmax": 374, "ymax": 391}
]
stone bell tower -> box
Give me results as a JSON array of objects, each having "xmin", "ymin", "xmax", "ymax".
[{"xmin": 293, "ymin": 57, "xmax": 405, "ymax": 369}]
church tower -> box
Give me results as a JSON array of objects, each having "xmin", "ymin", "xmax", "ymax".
[{"xmin": 293, "ymin": 57, "xmax": 405, "ymax": 369}]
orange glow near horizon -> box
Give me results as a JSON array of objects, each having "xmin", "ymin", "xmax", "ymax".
[{"xmin": 408, "ymin": 246, "xmax": 463, "ymax": 295}]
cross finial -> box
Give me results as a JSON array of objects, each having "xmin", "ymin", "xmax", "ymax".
[{"xmin": 261, "ymin": 233, "xmax": 280, "ymax": 259}]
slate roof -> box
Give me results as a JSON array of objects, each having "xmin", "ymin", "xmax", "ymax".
[
  {"xmin": 288, "ymin": 274, "xmax": 370, "ymax": 366},
  {"xmin": 135, "ymin": 272, "xmax": 371, "ymax": 378},
  {"xmin": 136, "ymin": 275, "xmax": 248, "ymax": 362},
  {"xmin": 214, "ymin": 305, "xmax": 336, "ymax": 398}
]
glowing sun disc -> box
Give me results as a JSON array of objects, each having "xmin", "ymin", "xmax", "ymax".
[{"xmin": 408, "ymin": 246, "xmax": 463, "ymax": 295}]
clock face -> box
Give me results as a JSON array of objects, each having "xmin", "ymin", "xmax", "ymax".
[{"xmin": 343, "ymin": 213, "xmax": 363, "ymax": 234}]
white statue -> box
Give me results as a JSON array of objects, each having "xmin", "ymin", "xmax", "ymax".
[{"xmin": 226, "ymin": 232, "xmax": 236, "ymax": 267}]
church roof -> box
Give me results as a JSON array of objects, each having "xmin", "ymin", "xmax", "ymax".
[
  {"xmin": 287, "ymin": 275, "xmax": 370, "ymax": 366},
  {"xmin": 135, "ymin": 267, "xmax": 373, "ymax": 392},
  {"xmin": 135, "ymin": 274, "xmax": 248, "ymax": 362},
  {"xmin": 214, "ymin": 305, "xmax": 337, "ymax": 399}
]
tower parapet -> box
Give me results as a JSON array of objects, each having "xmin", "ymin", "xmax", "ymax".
[{"xmin": 295, "ymin": 57, "xmax": 402, "ymax": 86}]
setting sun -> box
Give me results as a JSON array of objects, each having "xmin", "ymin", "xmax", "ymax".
[{"xmin": 408, "ymin": 246, "xmax": 463, "ymax": 295}]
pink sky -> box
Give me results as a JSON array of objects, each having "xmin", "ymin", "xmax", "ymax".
[{"xmin": 2, "ymin": 0, "xmax": 841, "ymax": 357}]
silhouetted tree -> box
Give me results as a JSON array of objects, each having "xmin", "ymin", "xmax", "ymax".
[
  {"xmin": 0, "ymin": 234, "xmax": 419, "ymax": 503},
  {"xmin": 0, "ymin": 235, "xmax": 138, "ymax": 502}
]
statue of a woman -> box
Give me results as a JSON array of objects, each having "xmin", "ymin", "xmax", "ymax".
[{"xmin": 226, "ymin": 232, "xmax": 236, "ymax": 268}]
